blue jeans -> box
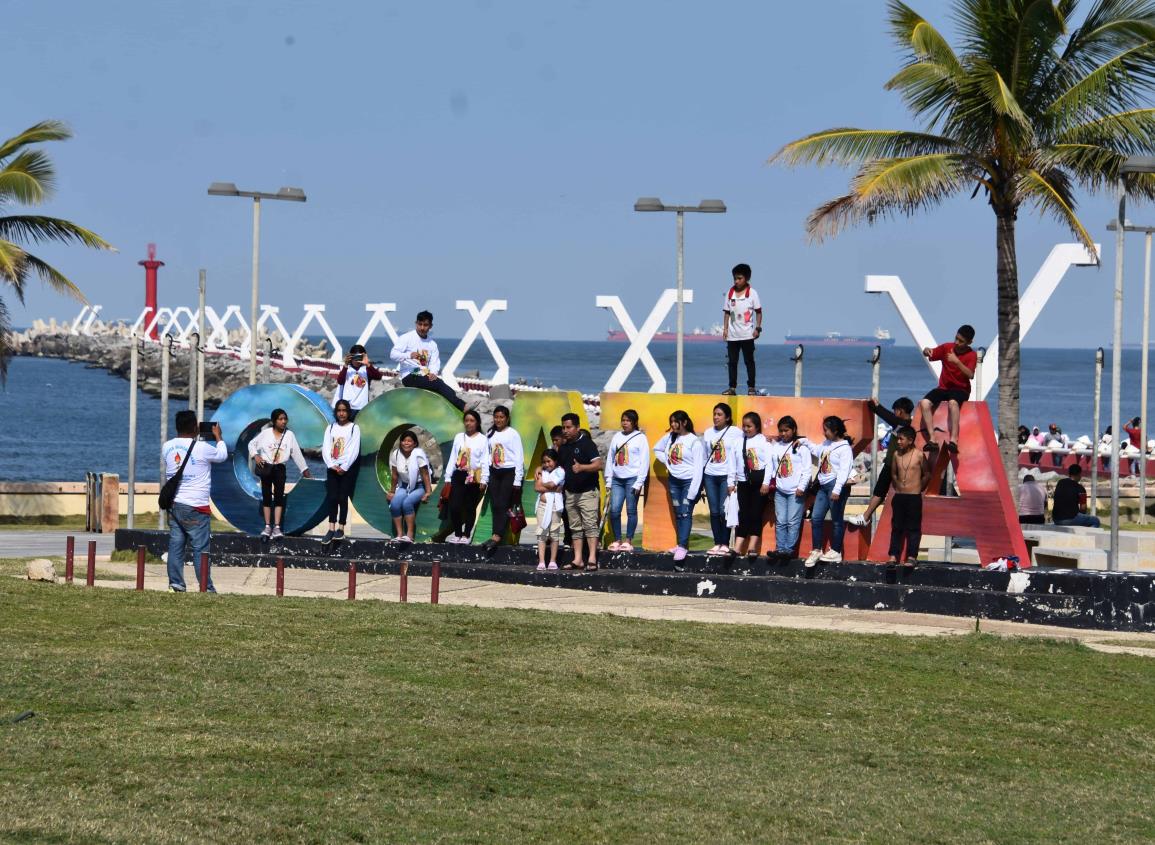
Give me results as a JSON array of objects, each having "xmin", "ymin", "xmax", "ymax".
[
  {"xmin": 668, "ymin": 476, "xmax": 694, "ymax": 548},
  {"xmin": 703, "ymin": 472, "xmax": 731, "ymax": 545},
  {"xmin": 609, "ymin": 476, "xmax": 639, "ymax": 541},
  {"xmin": 810, "ymin": 480, "xmax": 848, "ymax": 553},
  {"xmin": 389, "ymin": 487, "xmax": 425, "ymax": 517},
  {"xmin": 168, "ymin": 502, "xmax": 214, "ymax": 592},
  {"xmin": 1056, "ymin": 514, "xmax": 1102, "ymax": 528},
  {"xmin": 775, "ymin": 488, "xmax": 805, "ymax": 553}
]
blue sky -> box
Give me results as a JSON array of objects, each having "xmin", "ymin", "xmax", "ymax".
[{"xmin": 10, "ymin": 0, "xmax": 1153, "ymax": 344}]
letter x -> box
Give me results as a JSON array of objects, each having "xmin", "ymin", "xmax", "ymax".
[
  {"xmin": 441, "ymin": 300, "xmax": 510, "ymax": 390},
  {"xmin": 597, "ymin": 288, "xmax": 694, "ymax": 393}
]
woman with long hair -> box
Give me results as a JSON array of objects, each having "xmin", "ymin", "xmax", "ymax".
[
  {"xmin": 733, "ymin": 411, "xmax": 772, "ymax": 558},
  {"xmin": 388, "ymin": 430, "xmax": 433, "ymax": 542},
  {"xmin": 248, "ymin": 407, "xmax": 312, "ymax": 540},
  {"xmin": 321, "ymin": 399, "xmax": 361, "ymax": 545},
  {"xmin": 605, "ymin": 409, "xmax": 649, "ymax": 552},
  {"xmin": 804, "ymin": 415, "xmax": 854, "ymax": 567},
  {"xmin": 653, "ymin": 410, "xmax": 704, "ymax": 562},
  {"xmin": 482, "ymin": 405, "xmax": 524, "ymax": 552},
  {"xmin": 701, "ymin": 402, "xmax": 744, "ymax": 555},
  {"xmin": 768, "ymin": 415, "xmax": 811, "ymax": 561},
  {"xmin": 446, "ymin": 409, "xmax": 490, "ymax": 543}
]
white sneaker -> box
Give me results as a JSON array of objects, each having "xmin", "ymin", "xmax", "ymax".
[
  {"xmin": 819, "ymin": 549, "xmax": 843, "ymax": 563},
  {"xmin": 847, "ymin": 514, "xmax": 867, "ymax": 527},
  {"xmin": 270, "ymin": 526, "xmax": 284, "ymax": 539},
  {"xmin": 804, "ymin": 549, "xmax": 822, "ymax": 568}
]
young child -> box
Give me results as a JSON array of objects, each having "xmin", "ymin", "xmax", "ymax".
[
  {"xmin": 550, "ymin": 425, "xmax": 573, "ymax": 547},
  {"xmin": 722, "ymin": 263, "xmax": 762, "ymax": 396},
  {"xmin": 768, "ymin": 415, "xmax": 812, "ymax": 560},
  {"xmin": 534, "ymin": 449, "xmax": 566, "ymax": 570},
  {"xmin": 887, "ymin": 425, "xmax": 931, "ymax": 566},
  {"xmin": 803, "ymin": 416, "xmax": 854, "ymax": 567},
  {"xmin": 848, "ymin": 396, "xmax": 915, "ymax": 527},
  {"xmin": 920, "ymin": 324, "xmax": 977, "ymax": 453}
]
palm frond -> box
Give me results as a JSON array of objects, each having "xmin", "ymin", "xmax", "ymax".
[
  {"xmin": 20, "ymin": 253, "xmax": 85, "ymax": 301},
  {"xmin": 1061, "ymin": 0, "xmax": 1155, "ymax": 69},
  {"xmin": 770, "ymin": 128, "xmax": 962, "ymax": 168},
  {"xmin": 885, "ymin": 62, "xmax": 960, "ymax": 124},
  {"xmin": 0, "ymin": 150, "xmax": 57, "ymax": 206},
  {"xmin": 1018, "ymin": 168, "xmax": 1097, "ymax": 255},
  {"xmin": 1048, "ymin": 39, "xmax": 1155, "ymax": 120},
  {"xmin": 0, "ymin": 216, "xmax": 114, "ymax": 251},
  {"xmin": 0, "ymin": 121, "xmax": 71, "ymax": 163},
  {"xmin": 0, "ymin": 295, "xmax": 11, "ymax": 384},
  {"xmin": 888, "ymin": 0, "xmax": 964, "ymax": 73},
  {"xmin": 0, "ymin": 241, "xmax": 27, "ymax": 301},
  {"xmin": 976, "ymin": 62, "xmax": 1033, "ymax": 129}
]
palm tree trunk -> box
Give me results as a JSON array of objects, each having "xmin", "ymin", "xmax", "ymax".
[{"xmin": 995, "ymin": 210, "xmax": 1021, "ymax": 491}]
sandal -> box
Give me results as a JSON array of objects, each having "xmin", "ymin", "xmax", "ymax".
[{"xmin": 586, "ymin": 562, "xmax": 599, "ymax": 571}]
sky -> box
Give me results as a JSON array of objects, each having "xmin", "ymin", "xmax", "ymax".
[{"xmin": 9, "ymin": 0, "xmax": 1155, "ymax": 345}]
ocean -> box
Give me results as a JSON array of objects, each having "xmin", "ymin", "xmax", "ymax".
[{"xmin": 2, "ymin": 340, "xmax": 1150, "ymax": 482}]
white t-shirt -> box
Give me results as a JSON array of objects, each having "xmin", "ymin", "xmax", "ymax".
[
  {"xmin": 723, "ymin": 286, "xmax": 762, "ymax": 342},
  {"xmin": 605, "ymin": 430, "xmax": 650, "ymax": 489},
  {"xmin": 536, "ymin": 466, "xmax": 566, "ymax": 527},
  {"xmin": 333, "ymin": 364, "xmax": 378, "ymax": 410},
  {"xmin": 390, "ymin": 447, "xmax": 430, "ymax": 491},
  {"xmin": 654, "ymin": 432, "xmax": 705, "ymax": 501},
  {"xmin": 162, "ymin": 436, "xmax": 228, "ymax": 508},
  {"xmin": 389, "ymin": 330, "xmax": 442, "ymax": 379},
  {"xmin": 323, "ymin": 422, "xmax": 361, "ymax": 472},
  {"xmin": 770, "ymin": 439, "xmax": 812, "ymax": 495},
  {"xmin": 448, "ymin": 431, "xmax": 489, "ymax": 484},
  {"xmin": 739, "ymin": 433, "xmax": 775, "ymax": 482},
  {"xmin": 484, "ymin": 427, "xmax": 525, "ymax": 486},
  {"xmin": 247, "ymin": 428, "xmax": 308, "ymax": 472},
  {"xmin": 702, "ymin": 425, "xmax": 744, "ymax": 485}
]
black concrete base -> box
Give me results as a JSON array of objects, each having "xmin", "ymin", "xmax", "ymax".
[{"xmin": 114, "ymin": 529, "xmax": 1155, "ymax": 633}]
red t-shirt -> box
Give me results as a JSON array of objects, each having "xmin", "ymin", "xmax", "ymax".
[{"xmin": 929, "ymin": 343, "xmax": 977, "ymax": 392}]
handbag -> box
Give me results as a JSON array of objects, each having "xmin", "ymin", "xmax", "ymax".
[
  {"xmin": 254, "ymin": 434, "xmax": 282, "ymax": 479},
  {"xmin": 159, "ymin": 438, "xmax": 196, "ymax": 511},
  {"xmin": 507, "ymin": 504, "xmax": 528, "ymax": 534},
  {"xmin": 438, "ymin": 480, "xmax": 452, "ymax": 520}
]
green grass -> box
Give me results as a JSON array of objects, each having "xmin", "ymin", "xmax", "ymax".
[
  {"xmin": 0, "ymin": 556, "xmax": 132, "ymax": 581},
  {"xmin": 3, "ymin": 581, "xmax": 1155, "ymax": 843}
]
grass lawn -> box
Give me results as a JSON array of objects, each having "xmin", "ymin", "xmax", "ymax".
[{"xmin": 3, "ymin": 580, "xmax": 1155, "ymax": 843}]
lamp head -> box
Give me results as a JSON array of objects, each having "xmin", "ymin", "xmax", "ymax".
[
  {"xmin": 634, "ymin": 197, "xmax": 665, "ymax": 212},
  {"xmin": 207, "ymin": 182, "xmax": 240, "ymax": 196}
]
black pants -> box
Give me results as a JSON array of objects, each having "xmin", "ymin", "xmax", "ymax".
[
  {"xmin": 871, "ymin": 462, "xmax": 892, "ymax": 500},
  {"xmin": 326, "ymin": 465, "xmax": 359, "ymax": 524},
  {"xmin": 888, "ymin": 493, "xmax": 923, "ymax": 560},
  {"xmin": 402, "ymin": 373, "xmax": 466, "ymax": 411},
  {"xmin": 449, "ymin": 470, "xmax": 483, "ymax": 537},
  {"xmin": 735, "ymin": 470, "xmax": 768, "ymax": 538},
  {"xmin": 1019, "ymin": 514, "xmax": 1045, "ymax": 525},
  {"xmin": 727, "ymin": 339, "xmax": 756, "ymax": 390},
  {"xmin": 260, "ymin": 463, "xmax": 287, "ymax": 508},
  {"xmin": 487, "ymin": 467, "xmax": 517, "ymax": 538}
]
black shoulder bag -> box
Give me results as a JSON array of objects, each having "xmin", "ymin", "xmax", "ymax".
[{"xmin": 159, "ymin": 439, "xmax": 196, "ymax": 511}]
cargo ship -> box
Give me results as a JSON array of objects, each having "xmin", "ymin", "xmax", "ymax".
[
  {"xmin": 607, "ymin": 324, "xmax": 724, "ymax": 342},
  {"xmin": 784, "ymin": 328, "xmax": 897, "ymax": 347}
]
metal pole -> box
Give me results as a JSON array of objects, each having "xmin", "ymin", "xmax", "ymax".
[
  {"xmin": 197, "ymin": 270, "xmax": 206, "ymax": 421},
  {"xmin": 675, "ymin": 209, "xmax": 684, "ymax": 394},
  {"xmin": 135, "ymin": 546, "xmax": 146, "ymax": 591},
  {"xmin": 1110, "ymin": 179, "xmax": 1126, "ymax": 571},
  {"xmin": 974, "ymin": 348, "xmax": 986, "ymax": 400},
  {"xmin": 1141, "ymin": 232, "xmax": 1152, "ymax": 525},
  {"xmin": 187, "ymin": 332, "xmax": 199, "ymax": 411},
  {"xmin": 159, "ymin": 334, "xmax": 172, "ymax": 531},
  {"xmin": 1092, "ymin": 347, "xmax": 1104, "ymax": 515},
  {"xmin": 250, "ymin": 196, "xmax": 262, "ymax": 385},
  {"xmin": 263, "ymin": 336, "xmax": 273, "ymax": 383},
  {"xmin": 128, "ymin": 332, "xmax": 139, "ymax": 530},
  {"xmin": 869, "ymin": 346, "xmax": 881, "ymax": 496},
  {"xmin": 86, "ymin": 540, "xmax": 96, "ymax": 587},
  {"xmin": 792, "ymin": 344, "xmax": 804, "ymax": 398},
  {"xmin": 65, "ymin": 535, "xmax": 74, "ymax": 584}
]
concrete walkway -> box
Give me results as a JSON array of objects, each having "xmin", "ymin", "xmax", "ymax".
[{"xmin": 18, "ymin": 556, "xmax": 1155, "ymax": 657}]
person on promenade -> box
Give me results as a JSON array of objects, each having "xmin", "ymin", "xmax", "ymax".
[
  {"xmin": 389, "ymin": 310, "xmax": 467, "ymax": 412},
  {"xmin": 162, "ymin": 410, "xmax": 228, "ymax": 592},
  {"xmin": 481, "ymin": 405, "xmax": 524, "ymax": 553},
  {"xmin": 733, "ymin": 411, "xmax": 773, "ymax": 559},
  {"xmin": 702, "ymin": 403, "xmax": 744, "ymax": 555},
  {"xmin": 1125, "ymin": 417, "xmax": 1144, "ymax": 475},
  {"xmin": 605, "ymin": 409, "xmax": 650, "ymax": 553},
  {"xmin": 533, "ymin": 449, "xmax": 566, "ymax": 571},
  {"xmin": 886, "ymin": 425, "xmax": 930, "ymax": 566},
  {"xmin": 248, "ymin": 407, "xmax": 312, "ymax": 540},
  {"xmin": 446, "ymin": 409, "xmax": 490, "ymax": 543},
  {"xmin": 848, "ymin": 396, "xmax": 915, "ymax": 528},
  {"xmin": 918, "ymin": 324, "xmax": 977, "ymax": 454},
  {"xmin": 332, "ymin": 344, "xmax": 382, "ymax": 420},
  {"xmin": 1018, "ymin": 474, "xmax": 1046, "ymax": 525},
  {"xmin": 558, "ymin": 413, "xmax": 604, "ymax": 569},
  {"xmin": 1051, "ymin": 464, "xmax": 1102, "ymax": 528},
  {"xmin": 1027, "ymin": 426, "xmax": 1046, "ymax": 463},
  {"xmin": 721, "ymin": 263, "xmax": 762, "ymax": 396},
  {"xmin": 803, "ymin": 416, "xmax": 854, "ymax": 567},
  {"xmin": 768, "ymin": 415, "xmax": 811, "ymax": 561},
  {"xmin": 387, "ymin": 430, "xmax": 433, "ymax": 542},
  {"xmin": 321, "ymin": 399, "xmax": 361, "ymax": 545},
  {"xmin": 654, "ymin": 410, "xmax": 705, "ymax": 562}
]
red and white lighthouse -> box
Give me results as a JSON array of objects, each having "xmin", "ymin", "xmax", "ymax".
[{"xmin": 138, "ymin": 243, "xmax": 164, "ymax": 340}]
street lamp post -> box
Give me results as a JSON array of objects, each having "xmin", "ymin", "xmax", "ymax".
[
  {"xmin": 208, "ymin": 182, "xmax": 306, "ymax": 384},
  {"xmin": 634, "ymin": 198, "xmax": 727, "ymax": 393},
  {"xmin": 1107, "ymin": 156, "xmax": 1155, "ymax": 569},
  {"xmin": 1107, "ymin": 216, "xmax": 1155, "ymax": 525}
]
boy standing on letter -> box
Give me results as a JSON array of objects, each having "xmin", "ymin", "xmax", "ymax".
[{"xmin": 722, "ymin": 263, "xmax": 762, "ymax": 396}]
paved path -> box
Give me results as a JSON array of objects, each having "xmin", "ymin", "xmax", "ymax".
[
  {"xmin": 14, "ymin": 557, "xmax": 1154, "ymax": 656},
  {"xmin": 1, "ymin": 531, "xmax": 115, "ymax": 558}
]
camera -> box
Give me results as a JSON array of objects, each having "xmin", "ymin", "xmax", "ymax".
[{"xmin": 199, "ymin": 421, "xmax": 217, "ymax": 440}]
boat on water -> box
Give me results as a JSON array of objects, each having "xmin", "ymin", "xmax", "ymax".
[
  {"xmin": 784, "ymin": 328, "xmax": 897, "ymax": 347},
  {"xmin": 607, "ymin": 324, "xmax": 724, "ymax": 343}
]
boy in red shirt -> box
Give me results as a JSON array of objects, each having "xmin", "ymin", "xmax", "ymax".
[{"xmin": 918, "ymin": 324, "xmax": 977, "ymax": 454}]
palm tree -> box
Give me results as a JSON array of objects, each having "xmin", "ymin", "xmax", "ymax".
[
  {"xmin": 0, "ymin": 120, "xmax": 113, "ymax": 382},
  {"xmin": 772, "ymin": 0, "xmax": 1155, "ymax": 482}
]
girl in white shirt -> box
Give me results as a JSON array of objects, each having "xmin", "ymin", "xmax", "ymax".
[
  {"xmin": 248, "ymin": 407, "xmax": 312, "ymax": 540},
  {"xmin": 321, "ymin": 399, "xmax": 361, "ymax": 545},
  {"xmin": 804, "ymin": 415, "xmax": 855, "ymax": 566},
  {"xmin": 533, "ymin": 448, "xmax": 566, "ymax": 570},
  {"xmin": 733, "ymin": 411, "xmax": 774, "ymax": 558},
  {"xmin": 481, "ymin": 405, "xmax": 525, "ymax": 552},
  {"xmin": 388, "ymin": 430, "xmax": 433, "ymax": 542},
  {"xmin": 605, "ymin": 409, "xmax": 650, "ymax": 553},
  {"xmin": 768, "ymin": 415, "xmax": 812, "ymax": 560},
  {"xmin": 446, "ymin": 409, "xmax": 490, "ymax": 543},
  {"xmin": 653, "ymin": 410, "xmax": 706, "ymax": 562},
  {"xmin": 701, "ymin": 403, "xmax": 744, "ymax": 555}
]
